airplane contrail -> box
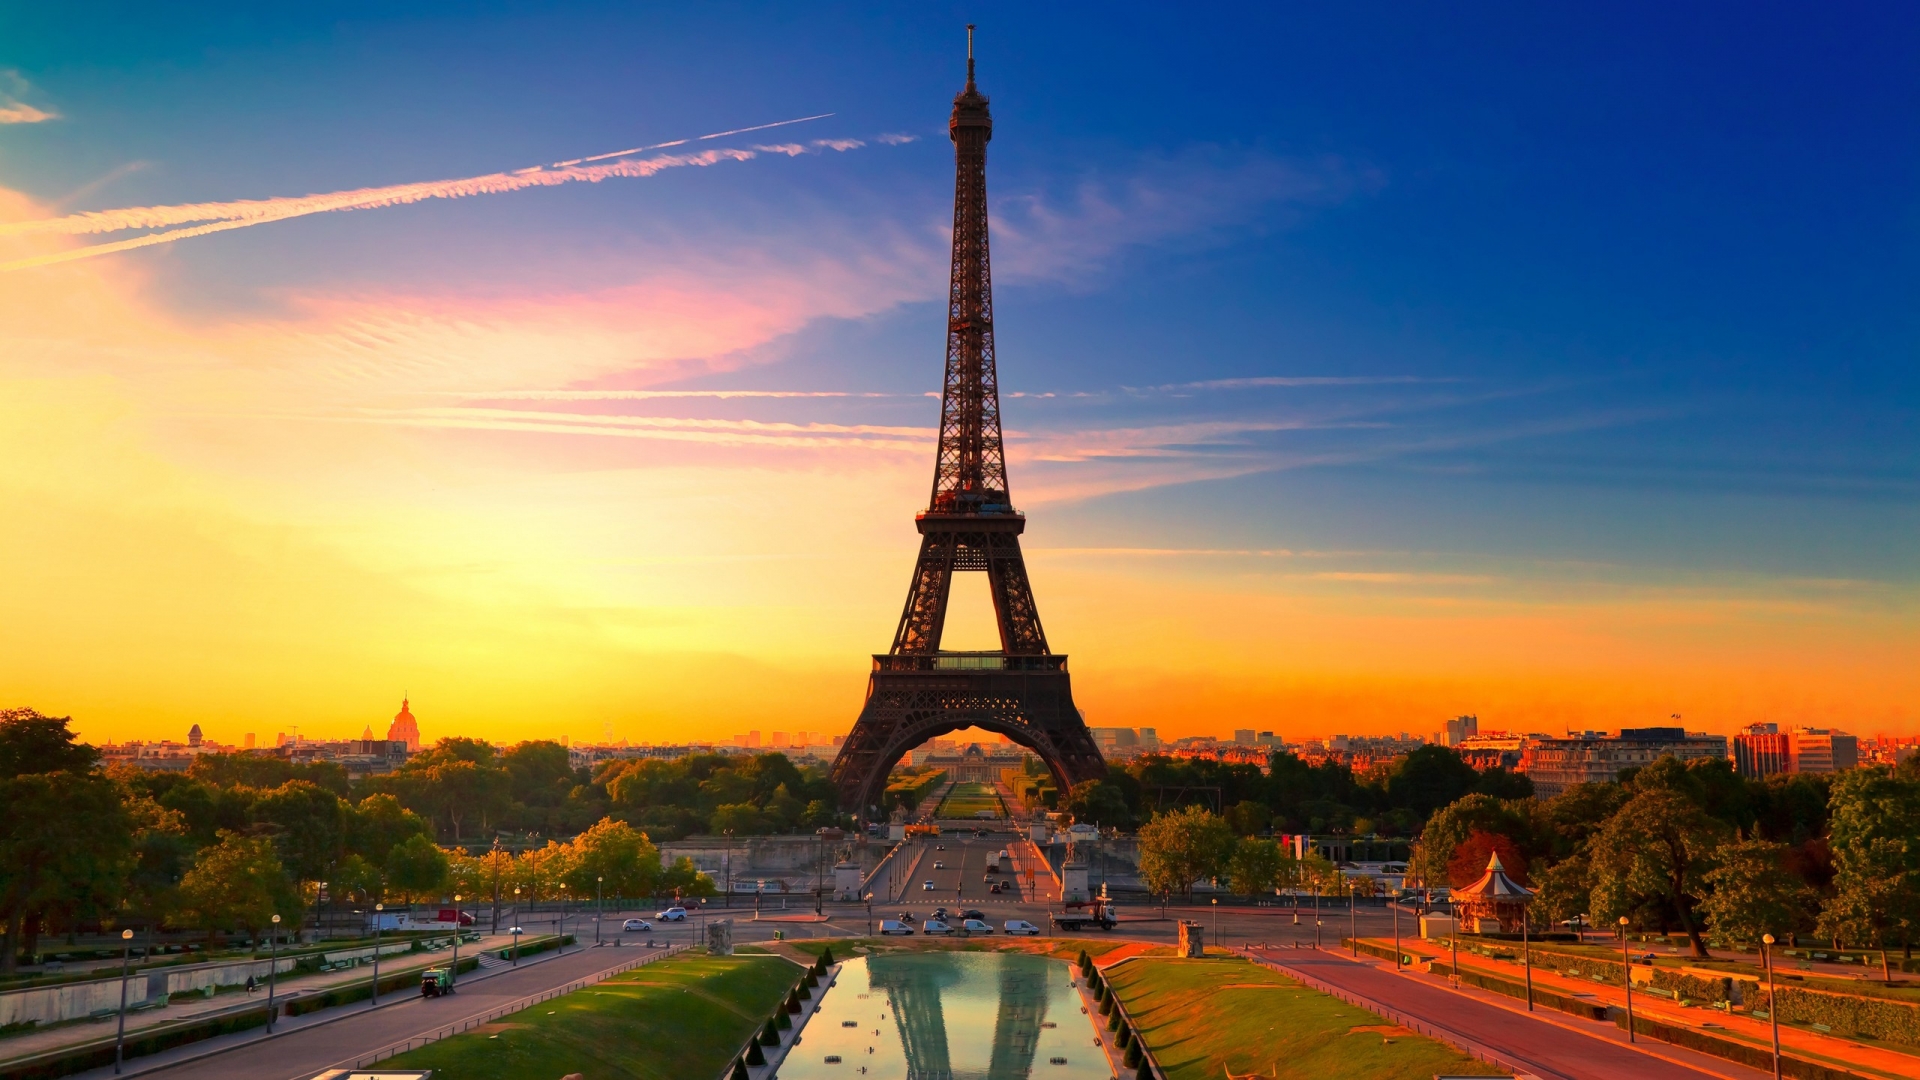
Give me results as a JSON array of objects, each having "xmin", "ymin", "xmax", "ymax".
[{"xmin": 0, "ymin": 114, "xmax": 840, "ymax": 272}]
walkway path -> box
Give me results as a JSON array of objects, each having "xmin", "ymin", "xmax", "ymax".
[{"xmin": 1244, "ymin": 945, "xmax": 1765, "ymax": 1080}]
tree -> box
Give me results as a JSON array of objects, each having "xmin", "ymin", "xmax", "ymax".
[
  {"xmin": 1136, "ymin": 806, "xmax": 1234, "ymax": 903},
  {"xmin": 1589, "ymin": 788, "xmax": 1729, "ymax": 958},
  {"xmin": 0, "ymin": 770, "xmax": 133, "ymax": 970},
  {"xmin": 1701, "ymin": 839, "xmax": 1814, "ymax": 950},
  {"xmin": 1817, "ymin": 767, "xmax": 1920, "ymax": 977},
  {"xmin": 252, "ymin": 780, "xmax": 346, "ymax": 883},
  {"xmin": 1224, "ymin": 799, "xmax": 1269, "ymax": 837},
  {"xmin": 1532, "ymin": 855, "xmax": 1593, "ymax": 932},
  {"xmin": 331, "ymin": 852, "xmax": 385, "ymax": 906},
  {"xmin": 1067, "ymin": 780, "xmax": 1134, "ymax": 830},
  {"xmin": 172, "ymin": 832, "xmax": 296, "ymax": 941},
  {"xmin": 1446, "ymin": 829, "xmax": 1528, "ymax": 889},
  {"xmin": 348, "ymin": 793, "xmax": 432, "ymax": 865},
  {"xmin": 0, "ymin": 709, "xmax": 100, "ymax": 777},
  {"xmin": 564, "ymin": 818, "xmax": 660, "ymax": 899},
  {"xmin": 1225, "ymin": 838, "xmax": 1287, "ymax": 897},
  {"xmin": 1412, "ymin": 794, "xmax": 1517, "ymax": 889},
  {"xmin": 711, "ymin": 803, "xmax": 771, "ymax": 836},
  {"xmin": 660, "ymin": 856, "xmax": 717, "ymax": 900},
  {"xmin": 384, "ymin": 834, "xmax": 452, "ymax": 906},
  {"xmin": 425, "ymin": 759, "xmax": 511, "ymax": 842},
  {"xmin": 1386, "ymin": 747, "xmax": 1481, "ymax": 820}
]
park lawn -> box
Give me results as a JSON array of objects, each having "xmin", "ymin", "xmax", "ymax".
[
  {"xmin": 1106, "ymin": 957, "xmax": 1504, "ymax": 1080},
  {"xmin": 936, "ymin": 781, "xmax": 1004, "ymax": 817},
  {"xmin": 381, "ymin": 953, "xmax": 796, "ymax": 1080}
]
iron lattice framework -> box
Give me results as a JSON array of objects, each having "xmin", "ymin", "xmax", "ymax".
[{"xmin": 830, "ymin": 30, "xmax": 1105, "ymax": 817}]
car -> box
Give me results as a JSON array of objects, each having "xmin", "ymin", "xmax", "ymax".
[
  {"xmin": 933, "ymin": 860, "xmax": 946, "ymax": 869},
  {"xmin": 923, "ymin": 920, "xmax": 953, "ymax": 935},
  {"xmin": 998, "ymin": 849, "xmax": 1011, "ymax": 861},
  {"xmin": 655, "ymin": 906, "xmax": 687, "ymax": 921},
  {"xmin": 1004, "ymin": 920, "xmax": 1040, "ymax": 936},
  {"xmin": 962, "ymin": 909, "xmax": 984, "ymax": 920},
  {"xmin": 936, "ymin": 844, "xmax": 946, "ymax": 851},
  {"xmin": 898, "ymin": 912, "xmax": 914, "ymax": 922},
  {"xmin": 989, "ymin": 882, "xmax": 1003, "ymax": 894},
  {"xmin": 962, "ymin": 919, "xmax": 993, "ymax": 934},
  {"xmin": 879, "ymin": 920, "xmax": 915, "ymax": 935},
  {"xmin": 622, "ymin": 918, "xmax": 653, "ymax": 932},
  {"xmin": 923, "ymin": 880, "xmax": 935, "ymax": 890}
]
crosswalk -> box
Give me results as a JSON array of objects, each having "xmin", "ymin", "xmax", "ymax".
[{"xmin": 473, "ymin": 951, "xmax": 511, "ymax": 970}]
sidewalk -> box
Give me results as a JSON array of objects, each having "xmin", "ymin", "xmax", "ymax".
[
  {"xmin": 1365, "ymin": 934, "xmax": 1920, "ymax": 1080},
  {"xmin": 0, "ymin": 932, "xmax": 519, "ymax": 1069}
]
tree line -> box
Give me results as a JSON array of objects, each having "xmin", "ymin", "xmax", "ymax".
[
  {"xmin": 0, "ymin": 709, "xmax": 837, "ymax": 968},
  {"xmin": 1123, "ymin": 744, "xmax": 1915, "ymax": 971}
]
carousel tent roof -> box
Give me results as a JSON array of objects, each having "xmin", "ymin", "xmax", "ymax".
[{"xmin": 1455, "ymin": 851, "xmax": 1533, "ymax": 900}]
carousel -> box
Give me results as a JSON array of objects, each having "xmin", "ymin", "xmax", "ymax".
[{"xmin": 1455, "ymin": 851, "xmax": 1534, "ymax": 933}]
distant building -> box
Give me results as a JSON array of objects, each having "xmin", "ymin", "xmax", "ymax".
[
  {"xmin": 922, "ymin": 742, "xmax": 1030, "ymax": 783},
  {"xmin": 1233, "ymin": 729, "xmax": 1256, "ymax": 746},
  {"xmin": 244, "ymin": 732, "xmax": 256, "ymax": 749},
  {"xmin": 1455, "ymin": 733, "xmax": 1528, "ymax": 771},
  {"xmin": 1443, "ymin": 715, "xmax": 1479, "ymax": 747},
  {"xmin": 386, "ymin": 697, "xmax": 421, "ymax": 752},
  {"xmin": 1732, "ymin": 723, "xmax": 1790, "ymax": 778},
  {"xmin": 187, "ymin": 724, "xmax": 203, "ymax": 747},
  {"xmin": 1790, "ymin": 728, "xmax": 1858, "ymax": 774},
  {"xmin": 1521, "ymin": 728, "xmax": 1729, "ymax": 799}
]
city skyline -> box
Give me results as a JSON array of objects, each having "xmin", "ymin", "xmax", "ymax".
[{"xmin": 3, "ymin": 5, "xmax": 1915, "ymax": 746}]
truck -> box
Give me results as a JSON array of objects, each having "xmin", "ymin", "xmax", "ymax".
[
  {"xmin": 420, "ymin": 967, "xmax": 454, "ymax": 997},
  {"xmin": 1050, "ymin": 897, "xmax": 1119, "ymax": 932}
]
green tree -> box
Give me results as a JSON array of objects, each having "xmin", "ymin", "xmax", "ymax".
[
  {"xmin": 1224, "ymin": 799, "xmax": 1269, "ymax": 837},
  {"xmin": 0, "ymin": 709, "xmax": 101, "ymax": 777},
  {"xmin": 1589, "ymin": 788, "xmax": 1729, "ymax": 958},
  {"xmin": 1225, "ymin": 838, "xmax": 1287, "ymax": 897},
  {"xmin": 660, "ymin": 856, "xmax": 718, "ymax": 900},
  {"xmin": 710, "ymin": 803, "xmax": 771, "ymax": 836},
  {"xmin": 1385, "ymin": 746, "xmax": 1481, "ymax": 819},
  {"xmin": 252, "ymin": 780, "xmax": 346, "ymax": 883},
  {"xmin": 347, "ymin": 793, "xmax": 431, "ymax": 864},
  {"xmin": 1700, "ymin": 839, "xmax": 1813, "ymax": 949},
  {"xmin": 1135, "ymin": 806, "xmax": 1234, "ymax": 903},
  {"xmin": 1817, "ymin": 767, "xmax": 1920, "ymax": 978},
  {"xmin": 331, "ymin": 852, "xmax": 385, "ymax": 906},
  {"xmin": 384, "ymin": 834, "xmax": 452, "ymax": 905},
  {"xmin": 172, "ymin": 831, "xmax": 296, "ymax": 941},
  {"xmin": 1531, "ymin": 854, "xmax": 1593, "ymax": 931},
  {"xmin": 0, "ymin": 770, "xmax": 133, "ymax": 970},
  {"xmin": 1067, "ymin": 780, "xmax": 1135, "ymax": 830},
  {"xmin": 564, "ymin": 818, "xmax": 660, "ymax": 899},
  {"xmin": 1412, "ymin": 794, "xmax": 1517, "ymax": 889}
]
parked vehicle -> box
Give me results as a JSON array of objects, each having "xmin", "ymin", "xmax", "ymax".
[
  {"xmin": 962, "ymin": 919, "xmax": 993, "ymax": 933},
  {"xmin": 962, "ymin": 909, "xmax": 984, "ymax": 920},
  {"xmin": 879, "ymin": 920, "xmax": 915, "ymax": 935},
  {"xmin": 923, "ymin": 920, "xmax": 954, "ymax": 935},
  {"xmin": 622, "ymin": 918, "xmax": 653, "ymax": 932},
  {"xmin": 1004, "ymin": 920, "xmax": 1040, "ymax": 936},
  {"xmin": 434, "ymin": 908, "xmax": 476, "ymax": 926},
  {"xmin": 656, "ymin": 906, "xmax": 688, "ymax": 921},
  {"xmin": 420, "ymin": 968, "xmax": 454, "ymax": 997}
]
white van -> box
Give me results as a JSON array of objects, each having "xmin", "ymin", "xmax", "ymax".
[{"xmin": 879, "ymin": 920, "xmax": 915, "ymax": 935}]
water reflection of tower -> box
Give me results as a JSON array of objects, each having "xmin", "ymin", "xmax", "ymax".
[{"xmin": 866, "ymin": 953, "xmax": 1050, "ymax": 1080}]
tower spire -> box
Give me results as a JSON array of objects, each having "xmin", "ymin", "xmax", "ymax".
[{"xmin": 967, "ymin": 24, "xmax": 976, "ymax": 88}]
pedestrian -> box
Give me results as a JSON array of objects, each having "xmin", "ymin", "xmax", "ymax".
[{"xmin": 246, "ymin": 975, "xmax": 256, "ymax": 994}]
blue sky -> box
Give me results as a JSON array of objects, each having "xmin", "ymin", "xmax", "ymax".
[{"xmin": 1, "ymin": 3, "xmax": 1914, "ymax": 740}]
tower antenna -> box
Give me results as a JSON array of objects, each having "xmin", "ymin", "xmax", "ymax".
[{"xmin": 966, "ymin": 24, "xmax": 976, "ymax": 87}]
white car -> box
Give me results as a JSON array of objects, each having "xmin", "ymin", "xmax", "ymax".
[
  {"xmin": 1004, "ymin": 920, "xmax": 1040, "ymax": 936},
  {"xmin": 655, "ymin": 906, "xmax": 688, "ymax": 921},
  {"xmin": 923, "ymin": 880, "xmax": 935, "ymax": 891},
  {"xmin": 933, "ymin": 861, "xmax": 946, "ymax": 869},
  {"xmin": 923, "ymin": 919, "xmax": 953, "ymax": 935},
  {"xmin": 962, "ymin": 919, "xmax": 993, "ymax": 934},
  {"xmin": 622, "ymin": 918, "xmax": 653, "ymax": 932},
  {"xmin": 879, "ymin": 920, "xmax": 915, "ymax": 935}
]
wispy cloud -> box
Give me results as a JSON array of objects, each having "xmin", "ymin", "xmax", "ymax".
[
  {"xmin": 451, "ymin": 389, "xmax": 900, "ymax": 401},
  {"xmin": 0, "ymin": 71, "xmax": 56, "ymax": 124},
  {"xmin": 1131, "ymin": 375, "xmax": 1445, "ymax": 393},
  {"xmin": 0, "ymin": 115, "xmax": 880, "ymax": 272},
  {"xmin": 331, "ymin": 406, "xmax": 930, "ymax": 451}
]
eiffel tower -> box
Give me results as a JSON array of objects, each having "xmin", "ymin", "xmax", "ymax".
[{"xmin": 829, "ymin": 28, "xmax": 1106, "ymax": 818}]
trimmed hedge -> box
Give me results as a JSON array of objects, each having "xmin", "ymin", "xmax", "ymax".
[
  {"xmin": 497, "ymin": 933, "xmax": 573, "ymax": 961},
  {"xmin": 1619, "ymin": 1013, "xmax": 1862, "ymax": 1080},
  {"xmin": 1771, "ymin": 983, "xmax": 1920, "ymax": 1046},
  {"xmin": 0, "ymin": 1005, "xmax": 270, "ymax": 1080}
]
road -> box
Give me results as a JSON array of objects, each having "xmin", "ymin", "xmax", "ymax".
[{"xmin": 1246, "ymin": 945, "xmax": 1766, "ymax": 1080}]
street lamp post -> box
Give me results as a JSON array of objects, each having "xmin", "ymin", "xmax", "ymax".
[
  {"xmin": 1349, "ymin": 883, "xmax": 1358, "ymax": 957},
  {"xmin": 596, "ymin": 877, "xmax": 604, "ymax": 946},
  {"xmin": 1521, "ymin": 899, "xmax": 1533, "ymax": 1012},
  {"xmin": 113, "ymin": 928, "xmax": 134, "ymax": 1074},
  {"xmin": 314, "ymin": 880, "xmax": 327, "ymax": 944},
  {"xmin": 1392, "ymin": 892, "xmax": 1401, "ymax": 971},
  {"xmin": 1620, "ymin": 916, "xmax": 1635, "ymax": 1043},
  {"xmin": 490, "ymin": 837, "xmax": 502, "ymax": 935},
  {"xmin": 1763, "ymin": 934, "xmax": 1782, "ymax": 1080},
  {"xmin": 1449, "ymin": 901, "xmax": 1461, "ymax": 987},
  {"xmin": 866, "ymin": 893, "xmax": 874, "ymax": 936},
  {"xmin": 266, "ymin": 914, "xmax": 281, "ymax": 1032},
  {"xmin": 1211, "ymin": 897, "xmax": 1219, "ymax": 948},
  {"xmin": 371, "ymin": 903, "xmax": 384, "ymax": 1007},
  {"xmin": 451, "ymin": 894, "xmax": 461, "ymax": 987},
  {"xmin": 511, "ymin": 925, "xmax": 523, "ymax": 965}
]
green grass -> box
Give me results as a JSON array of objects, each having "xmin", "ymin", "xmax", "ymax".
[
  {"xmin": 935, "ymin": 781, "xmax": 1006, "ymax": 818},
  {"xmin": 382, "ymin": 953, "xmax": 797, "ymax": 1080},
  {"xmin": 1106, "ymin": 957, "xmax": 1504, "ymax": 1080}
]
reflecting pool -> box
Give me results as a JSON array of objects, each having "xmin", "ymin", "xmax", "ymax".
[{"xmin": 777, "ymin": 952, "xmax": 1112, "ymax": 1080}]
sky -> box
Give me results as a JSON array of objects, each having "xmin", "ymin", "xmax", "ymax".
[{"xmin": 1, "ymin": 2, "xmax": 1915, "ymax": 748}]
